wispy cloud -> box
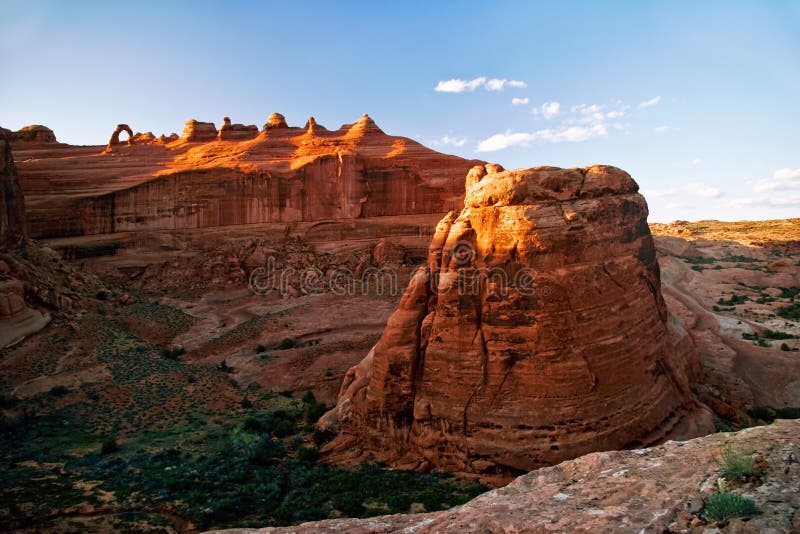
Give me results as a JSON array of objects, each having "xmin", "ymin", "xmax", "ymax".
[
  {"xmin": 641, "ymin": 183, "xmax": 722, "ymax": 199},
  {"xmin": 532, "ymin": 101, "xmax": 561, "ymax": 119},
  {"xmin": 653, "ymin": 125, "xmax": 679, "ymax": 134},
  {"xmin": 727, "ymin": 194, "xmax": 800, "ymax": 208},
  {"xmin": 434, "ymin": 77, "xmax": 526, "ymax": 93},
  {"xmin": 511, "ymin": 97, "xmax": 529, "ymax": 105},
  {"xmin": 638, "ymin": 96, "xmax": 661, "ymax": 109},
  {"xmin": 434, "ymin": 77, "xmax": 487, "ymax": 93},
  {"xmin": 753, "ymin": 167, "xmax": 800, "ymax": 192},
  {"xmin": 476, "ymin": 123, "xmax": 608, "ymax": 152},
  {"xmin": 438, "ymin": 135, "xmax": 466, "ymax": 147},
  {"xmin": 692, "ymin": 158, "xmax": 702, "ymax": 166}
]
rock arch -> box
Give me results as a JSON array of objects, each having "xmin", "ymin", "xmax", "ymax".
[{"xmin": 108, "ymin": 124, "xmax": 134, "ymax": 147}]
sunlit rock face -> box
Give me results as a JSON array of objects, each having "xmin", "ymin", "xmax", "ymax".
[
  {"xmin": 13, "ymin": 114, "xmax": 482, "ymax": 239},
  {"xmin": 320, "ymin": 164, "xmax": 714, "ymax": 477}
]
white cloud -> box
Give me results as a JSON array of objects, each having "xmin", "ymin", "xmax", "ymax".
[
  {"xmin": 485, "ymin": 78, "xmax": 527, "ymax": 91},
  {"xmin": 438, "ymin": 135, "xmax": 466, "ymax": 147},
  {"xmin": 532, "ymin": 101, "xmax": 561, "ymax": 119},
  {"xmin": 641, "ymin": 183, "xmax": 721, "ymax": 199},
  {"xmin": 434, "ymin": 77, "xmax": 526, "ymax": 93},
  {"xmin": 511, "ymin": 97, "xmax": 529, "ymax": 105},
  {"xmin": 476, "ymin": 123, "xmax": 608, "ymax": 152},
  {"xmin": 638, "ymin": 96, "xmax": 661, "ymax": 109},
  {"xmin": 692, "ymin": 158, "xmax": 702, "ymax": 166},
  {"xmin": 753, "ymin": 167, "xmax": 800, "ymax": 192},
  {"xmin": 434, "ymin": 77, "xmax": 486, "ymax": 93},
  {"xmin": 727, "ymin": 193, "xmax": 800, "ymax": 209}
]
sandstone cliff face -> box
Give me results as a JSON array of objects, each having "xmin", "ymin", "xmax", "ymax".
[
  {"xmin": 321, "ymin": 164, "xmax": 714, "ymax": 476},
  {"xmin": 15, "ymin": 114, "xmax": 479, "ymax": 239},
  {"xmin": 0, "ymin": 129, "xmax": 27, "ymax": 246}
]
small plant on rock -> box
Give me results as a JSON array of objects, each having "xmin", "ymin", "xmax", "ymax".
[
  {"xmin": 704, "ymin": 491, "xmax": 756, "ymax": 522},
  {"xmin": 717, "ymin": 443, "xmax": 754, "ymax": 481}
]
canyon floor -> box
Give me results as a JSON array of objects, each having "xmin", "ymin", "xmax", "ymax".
[{"xmin": 1, "ymin": 217, "xmax": 799, "ymax": 532}]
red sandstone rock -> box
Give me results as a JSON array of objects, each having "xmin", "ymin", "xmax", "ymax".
[
  {"xmin": 218, "ymin": 117, "xmax": 259, "ymax": 141},
  {"xmin": 321, "ymin": 164, "xmax": 714, "ymax": 476},
  {"xmin": 180, "ymin": 119, "xmax": 218, "ymax": 142},
  {"xmin": 264, "ymin": 112, "xmax": 288, "ymax": 130},
  {"xmin": 12, "ymin": 125, "xmax": 57, "ymax": 144}
]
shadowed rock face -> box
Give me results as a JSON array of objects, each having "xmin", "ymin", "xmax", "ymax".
[
  {"xmin": 0, "ymin": 129, "xmax": 26, "ymax": 246},
  {"xmin": 321, "ymin": 164, "xmax": 714, "ymax": 477}
]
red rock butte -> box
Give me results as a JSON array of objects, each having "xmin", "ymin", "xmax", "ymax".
[
  {"xmin": 9, "ymin": 114, "xmax": 482, "ymax": 239},
  {"xmin": 320, "ymin": 164, "xmax": 714, "ymax": 477}
]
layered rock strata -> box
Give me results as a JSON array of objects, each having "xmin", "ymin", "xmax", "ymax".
[
  {"xmin": 321, "ymin": 164, "xmax": 714, "ymax": 476},
  {"xmin": 14, "ymin": 114, "xmax": 480, "ymax": 239}
]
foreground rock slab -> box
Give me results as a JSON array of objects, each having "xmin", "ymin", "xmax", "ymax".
[{"xmin": 207, "ymin": 419, "xmax": 800, "ymax": 533}]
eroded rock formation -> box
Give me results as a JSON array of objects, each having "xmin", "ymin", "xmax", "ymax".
[
  {"xmin": 108, "ymin": 124, "xmax": 134, "ymax": 146},
  {"xmin": 321, "ymin": 164, "xmax": 714, "ymax": 476},
  {"xmin": 264, "ymin": 112, "xmax": 288, "ymax": 130},
  {"xmin": 180, "ymin": 119, "xmax": 219, "ymax": 142},
  {"xmin": 219, "ymin": 117, "xmax": 259, "ymax": 141},
  {"xmin": 12, "ymin": 125, "xmax": 57, "ymax": 144}
]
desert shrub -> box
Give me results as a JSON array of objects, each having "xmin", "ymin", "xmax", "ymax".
[
  {"xmin": 775, "ymin": 406, "xmax": 800, "ymax": 419},
  {"xmin": 777, "ymin": 302, "xmax": 800, "ymax": 320},
  {"xmin": 217, "ymin": 360, "xmax": 234, "ymax": 373},
  {"xmin": 296, "ymin": 445, "xmax": 319, "ymax": 464},
  {"xmin": 781, "ymin": 342, "xmax": 792, "ymax": 351},
  {"xmin": 0, "ymin": 393, "xmax": 20, "ymax": 409},
  {"xmin": 762, "ymin": 329, "xmax": 796, "ymax": 340},
  {"xmin": 313, "ymin": 428, "xmax": 334, "ymax": 447},
  {"xmin": 248, "ymin": 435, "xmax": 285, "ymax": 465},
  {"xmin": 96, "ymin": 290, "xmax": 109, "ymax": 301},
  {"xmin": 160, "ymin": 346, "xmax": 186, "ymax": 360},
  {"xmin": 100, "ymin": 437, "xmax": 119, "ymax": 455},
  {"xmin": 275, "ymin": 337, "xmax": 299, "ymax": 350},
  {"xmin": 704, "ymin": 492, "xmax": 756, "ymax": 521},
  {"xmin": 717, "ymin": 444, "xmax": 754, "ymax": 480},
  {"xmin": 747, "ymin": 406, "xmax": 776, "ymax": 422},
  {"xmin": 778, "ymin": 286, "xmax": 800, "ymax": 299},
  {"xmin": 49, "ymin": 385, "xmax": 70, "ymax": 397},
  {"xmin": 240, "ymin": 397, "xmax": 253, "ymax": 409},
  {"xmin": 717, "ymin": 293, "xmax": 749, "ymax": 306},
  {"xmin": 255, "ymin": 344, "xmax": 267, "ymax": 353},
  {"xmin": 684, "ymin": 256, "xmax": 715, "ymax": 265}
]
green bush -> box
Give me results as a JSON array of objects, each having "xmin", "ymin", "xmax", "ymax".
[
  {"xmin": 49, "ymin": 385, "xmax": 70, "ymax": 397},
  {"xmin": 704, "ymin": 492, "xmax": 756, "ymax": 521},
  {"xmin": 777, "ymin": 302, "xmax": 800, "ymax": 320},
  {"xmin": 717, "ymin": 444, "xmax": 754, "ymax": 480},
  {"xmin": 275, "ymin": 337, "xmax": 299, "ymax": 350},
  {"xmin": 160, "ymin": 346, "xmax": 186, "ymax": 360},
  {"xmin": 762, "ymin": 329, "xmax": 796, "ymax": 340},
  {"xmin": 717, "ymin": 293, "xmax": 749, "ymax": 306},
  {"xmin": 100, "ymin": 437, "xmax": 119, "ymax": 455}
]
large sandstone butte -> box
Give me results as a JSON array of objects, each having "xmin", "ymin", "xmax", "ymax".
[
  {"xmin": 0, "ymin": 129, "xmax": 27, "ymax": 246},
  {"xmin": 10, "ymin": 114, "xmax": 481, "ymax": 239},
  {"xmin": 321, "ymin": 164, "xmax": 715, "ymax": 476}
]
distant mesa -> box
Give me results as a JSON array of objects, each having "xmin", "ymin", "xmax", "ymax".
[
  {"xmin": 218, "ymin": 116, "xmax": 259, "ymax": 141},
  {"xmin": 264, "ymin": 112, "xmax": 288, "ymax": 131},
  {"xmin": 180, "ymin": 119, "xmax": 218, "ymax": 142}
]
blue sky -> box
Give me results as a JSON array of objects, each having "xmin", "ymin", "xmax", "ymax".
[{"xmin": 1, "ymin": 1, "xmax": 798, "ymax": 222}]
